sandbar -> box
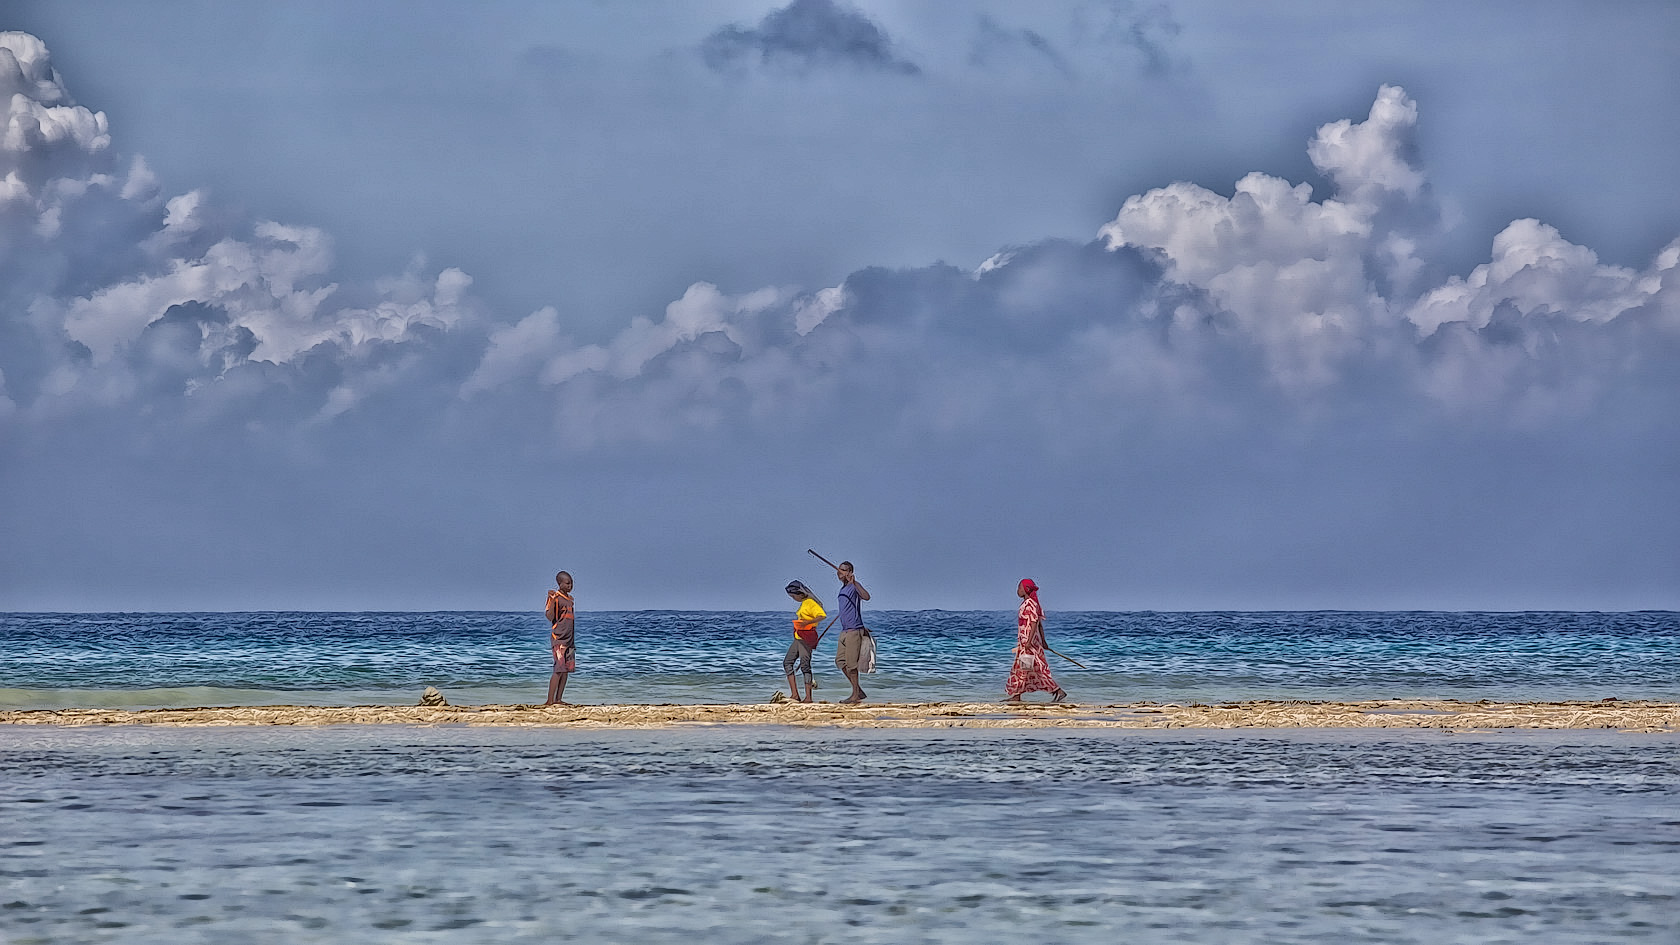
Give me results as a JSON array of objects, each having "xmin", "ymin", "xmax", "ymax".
[{"xmin": 1, "ymin": 699, "xmax": 1676, "ymax": 731}]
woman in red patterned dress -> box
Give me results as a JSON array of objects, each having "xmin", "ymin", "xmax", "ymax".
[{"xmin": 1005, "ymin": 578, "xmax": 1067, "ymax": 703}]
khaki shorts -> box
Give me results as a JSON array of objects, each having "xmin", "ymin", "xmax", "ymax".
[{"xmin": 835, "ymin": 628, "xmax": 869, "ymax": 672}]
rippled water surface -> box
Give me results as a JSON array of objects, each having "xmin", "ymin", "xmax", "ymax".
[
  {"xmin": 1, "ymin": 727, "xmax": 1677, "ymax": 944},
  {"xmin": 2, "ymin": 610, "xmax": 1677, "ymax": 708}
]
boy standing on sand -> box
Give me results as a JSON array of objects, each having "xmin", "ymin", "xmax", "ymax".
[
  {"xmin": 545, "ymin": 571, "xmax": 575, "ymax": 705},
  {"xmin": 833, "ymin": 561, "xmax": 871, "ymax": 704}
]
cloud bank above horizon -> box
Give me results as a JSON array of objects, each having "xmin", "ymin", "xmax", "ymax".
[{"xmin": 1, "ymin": 16, "xmax": 1676, "ymax": 612}]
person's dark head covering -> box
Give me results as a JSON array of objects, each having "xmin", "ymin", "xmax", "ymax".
[
  {"xmin": 786, "ymin": 580, "xmax": 814, "ymax": 599},
  {"xmin": 1018, "ymin": 578, "xmax": 1040, "ymax": 602}
]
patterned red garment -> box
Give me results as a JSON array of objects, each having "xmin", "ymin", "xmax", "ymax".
[{"xmin": 1006, "ymin": 596, "xmax": 1059, "ymax": 696}]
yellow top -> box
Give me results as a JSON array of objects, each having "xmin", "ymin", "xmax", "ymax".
[{"xmin": 792, "ymin": 597, "xmax": 826, "ymax": 634}]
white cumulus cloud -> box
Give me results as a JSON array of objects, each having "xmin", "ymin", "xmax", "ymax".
[
  {"xmin": 0, "ymin": 32, "xmax": 480, "ymax": 423},
  {"xmin": 2, "ymin": 38, "xmax": 1675, "ymax": 458}
]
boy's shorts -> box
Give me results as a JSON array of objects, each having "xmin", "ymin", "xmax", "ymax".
[{"xmin": 834, "ymin": 628, "xmax": 869, "ymax": 672}]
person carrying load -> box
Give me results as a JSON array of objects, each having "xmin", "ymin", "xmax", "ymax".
[{"xmin": 783, "ymin": 580, "xmax": 825, "ymax": 703}]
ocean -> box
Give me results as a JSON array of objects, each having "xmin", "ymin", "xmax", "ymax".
[
  {"xmin": 2, "ymin": 611, "xmax": 1678, "ymax": 943},
  {"xmin": 2, "ymin": 610, "xmax": 1677, "ymax": 708}
]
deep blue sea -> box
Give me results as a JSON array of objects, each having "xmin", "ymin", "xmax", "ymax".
[
  {"xmin": 3, "ymin": 612, "xmax": 1678, "ymax": 943},
  {"xmin": 2, "ymin": 610, "xmax": 1678, "ymax": 708}
]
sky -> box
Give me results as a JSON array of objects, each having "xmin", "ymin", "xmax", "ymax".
[{"xmin": 2, "ymin": 0, "xmax": 1677, "ymax": 613}]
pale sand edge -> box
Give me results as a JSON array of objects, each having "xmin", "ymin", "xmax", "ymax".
[{"xmin": 1, "ymin": 700, "xmax": 1677, "ymax": 731}]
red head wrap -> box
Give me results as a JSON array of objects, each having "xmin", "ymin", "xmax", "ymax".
[{"xmin": 1018, "ymin": 578, "xmax": 1039, "ymax": 602}]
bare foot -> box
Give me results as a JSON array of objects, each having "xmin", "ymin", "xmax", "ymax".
[
  {"xmin": 841, "ymin": 693, "xmax": 866, "ymax": 704},
  {"xmin": 544, "ymin": 700, "xmax": 569, "ymax": 706},
  {"xmin": 1005, "ymin": 695, "xmax": 1022, "ymax": 702},
  {"xmin": 1052, "ymin": 689, "xmax": 1067, "ymax": 703}
]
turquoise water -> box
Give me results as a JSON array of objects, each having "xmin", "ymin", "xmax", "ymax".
[
  {"xmin": 1, "ymin": 726, "xmax": 1677, "ymax": 943},
  {"xmin": 2, "ymin": 611, "xmax": 1677, "ymax": 708}
]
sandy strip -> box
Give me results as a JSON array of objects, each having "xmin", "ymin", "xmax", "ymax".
[{"xmin": 0, "ymin": 700, "xmax": 1676, "ymax": 731}]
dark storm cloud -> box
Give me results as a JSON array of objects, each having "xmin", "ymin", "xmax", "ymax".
[
  {"xmin": 968, "ymin": 2, "xmax": 1185, "ymax": 79},
  {"xmin": 1078, "ymin": 0, "xmax": 1184, "ymax": 77},
  {"xmin": 968, "ymin": 16, "xmax": 1075, "ymax": 79},
  {"xmin": 700, "ymin": 0, "xmax": 921, "ymax": 76}
]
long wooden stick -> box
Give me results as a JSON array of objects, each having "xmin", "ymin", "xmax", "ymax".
[
  {"xmin": 801, "ymin": 550, "xmax": 850, "ymax": 647},
  {"xmin": 814, "ymin": 612, "xmax": 843, "ymax": 644},
  {"xmin": 803, "ymin": 550, "xmax": 850, "ymax": 655},
  {"xmin": 1046, "ymin": 646, "xmax": 1086, "ymax": 669}
]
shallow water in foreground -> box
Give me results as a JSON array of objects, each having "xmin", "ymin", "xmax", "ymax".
[{"xmin": 2, "ymin": 726, "xmax": 1676, "ymax": 943}]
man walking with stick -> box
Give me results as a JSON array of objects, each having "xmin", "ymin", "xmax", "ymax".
[{"xmin": 824, "ymin": 556, "xmax": 872, "ymax": 704}]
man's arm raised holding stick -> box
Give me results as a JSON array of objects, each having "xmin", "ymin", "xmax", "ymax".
[{"xmin": 812, "ymin": 551, "xmax": 873, "ymax": 704}]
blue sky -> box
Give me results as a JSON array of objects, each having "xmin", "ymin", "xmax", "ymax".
[{"xmin": 2, "ymin": 1, "xmax": 1677, "ymax": 612}]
